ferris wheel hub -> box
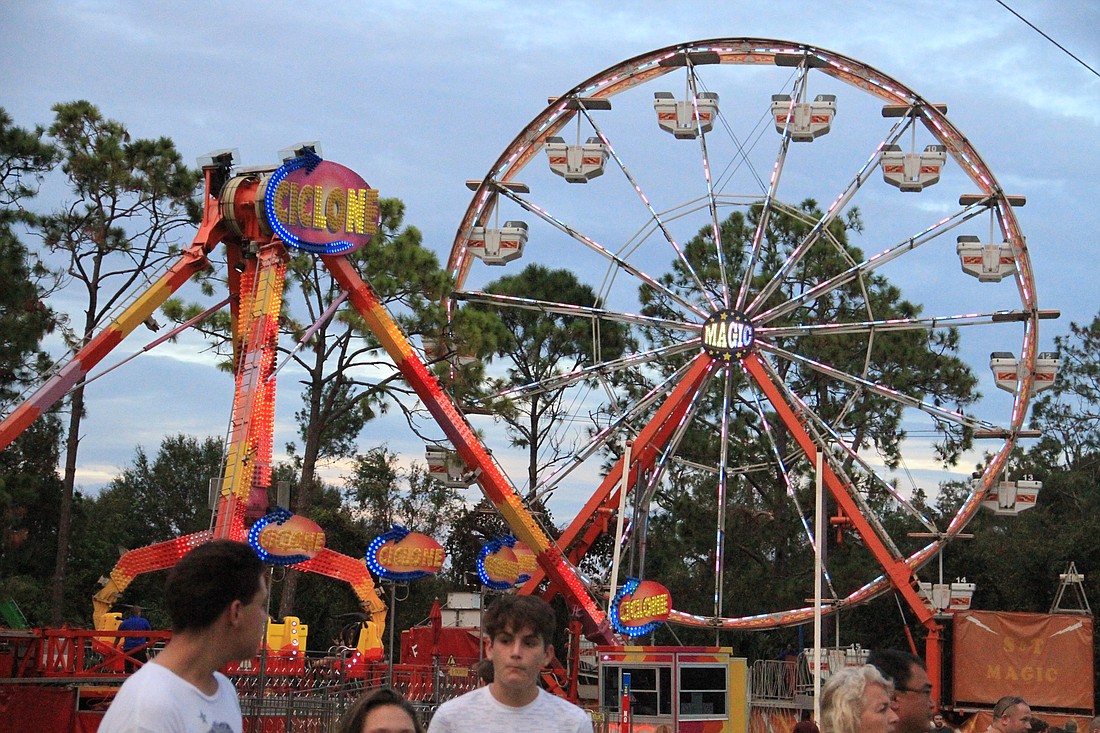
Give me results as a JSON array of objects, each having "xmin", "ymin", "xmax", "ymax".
[{"xmin": 701, "ymin": 309, "xmax": 755, "ymax": 361}]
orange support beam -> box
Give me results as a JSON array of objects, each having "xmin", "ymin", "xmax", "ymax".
[
  {"xmin": 0, "ymin": 164, "xmax": 229, "ymax": 453},
  {"xmin": 323, "ymin": 254, "xmax": 613, "ymax": 643},
  {"xmin": 742, "ymin": 353, "xmax": 936, "ymax": 627},
  {"xmin": 520, "ymin": 353, "xmax": 714, "ymax": 596}
]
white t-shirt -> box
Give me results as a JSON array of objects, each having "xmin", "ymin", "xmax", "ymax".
[
  {"xmin": 99, "ymin": 661, "xmax": 242, "ymax": 733},
  {"xmin": 428, "ymin": 686, "xmax": 593, "ymax": 733}
]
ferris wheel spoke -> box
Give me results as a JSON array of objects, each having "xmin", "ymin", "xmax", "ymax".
[
  {"xmin": 476, "ymin": 341, "xmax": 699, "ymax": 406},
  {"xmin": 760, "ymin": 342, "xmax": 998, "ymax": 433},
  {"xmin": 579, "ymin": 107, "xmax": 719, "ymax": 312},
  {"xmin": 626, "ymin": 362, "xmax": 719, "ymax": 544},
  {"xmin": 759, "ymin": 308, "xmax": 1037, "ymax": 340},
  {"xmin": 745, "ymin": 115, "xmax": 911, "ymax": 316},
  {"xmin": 531, "ymin": 359, "xmax": 702, "ymax": 502},
  {"xmin": 734, "ymin": 68, "xmax": 810, "ymax": 311},
  {"xmin": 686, "ymin": 66, "xmax": 732, "ymax": 309},
  {"xmin": 752, "ymin": 356, "xmax": 907, "ymax": 559},
  {"xmin": 740, "ymin": 370, "xmax": 840, "ymax": 596},
  {"xmin": 711, "ymin": 365, "xmax": 737, "ymax": 618},
  {"xmin": 454, "ymin": 290, "xmax": 702, "ymax": 335},
  {"xmin": 754, "ymin": 204, "xmax": 988, "ymax": 326},
  {"xmin": 805, "ymin": 408, "xmax": 941, "ymax": 534},
  {"xmin": 495, "ymin": 185, "xmax": 710, "ymax": 320}
]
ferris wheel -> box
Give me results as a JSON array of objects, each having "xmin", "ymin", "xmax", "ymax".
[{"xmin": 442, "ymin": 39, "xmax": 1055, "ymax": 631}]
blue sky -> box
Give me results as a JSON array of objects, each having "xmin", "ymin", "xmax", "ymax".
[{"xmin": 2, "ymin": 0, "xmax": 1098, "ymax": 525}]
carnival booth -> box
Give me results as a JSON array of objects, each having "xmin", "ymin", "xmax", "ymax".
[{"xmin": 597, "ymin": 646, "xmax": 748, "ymax": 733}]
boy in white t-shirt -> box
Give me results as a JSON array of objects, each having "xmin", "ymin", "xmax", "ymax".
[
  {"xmin": 429, "ymin": 595, "xmax": 592, "ymax": 733},
  {"xmin": 100, "ymin": 540, "xmax": 269, "ymax": 733}
]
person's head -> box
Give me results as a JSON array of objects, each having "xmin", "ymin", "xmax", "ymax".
[
  {"xmin": 1030, "ymin": 720, "xmax": 1049, "ymax": 733},
  {"xmin": 165, "ymin": 540, "xmax": 267, "ymax": 655},
  {"xmin": 1088, "ymin": 717, "xmax": 1100, "ymax": 733},
  {"xmin": 867, "ymin": 650, "xmax": 933, "ymax": 733},
  {"xmin": 933, "ymin": 714, "xmax": 946, "ymax": 729},
  {"xmin": 820, "ymin": 665, "xmax": 898, "ymax": 733},
  {"xmin": 475, "ymin": 658, "xmax": 495, "ymax": 686},
  {"xmin": 483, "ymin": 595, "xmax": 556, "ymax": 649},
  {"xmin": 483, "ymin": 595, "xmax": 556, "ymax": 700},
  {"xmin": 991, "ymin": 696, "xmax": 1032, "ymax": 733},
  {"xmin": 1065, "ymin": 722, "xmax": 1078, "ymax": 733},
  {"xmin": 337, "ymin": 688, "xmax": 422, "ymax": 733}
]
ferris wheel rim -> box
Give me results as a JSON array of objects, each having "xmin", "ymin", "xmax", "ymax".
[{"xmin": 445, "ymin": 38, "xmax": 1041, "ymax": 629}]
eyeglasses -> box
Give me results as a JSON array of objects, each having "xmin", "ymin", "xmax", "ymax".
[{"xmin": 895, "ymin": 685, "xmax": 933, "ymax": 697}]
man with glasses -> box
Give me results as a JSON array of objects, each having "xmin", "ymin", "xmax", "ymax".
[
  {"xmin": 868, "ymin": 650, "xmax": 934, "ymax": 733},
  {"xmin": 988, "ymin": 696, "xmax": 1033, "ymax": 733}
]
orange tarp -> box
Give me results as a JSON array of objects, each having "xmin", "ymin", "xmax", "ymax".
[{"xmin": 953, "ymin": 610, "xmax": 1093, "ymax": 711}]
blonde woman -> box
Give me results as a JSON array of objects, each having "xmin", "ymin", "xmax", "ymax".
[{"xmin": 820, "ymin": 665, "xmax": 899, "ymax": 733}]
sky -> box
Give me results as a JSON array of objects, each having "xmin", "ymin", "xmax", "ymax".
[{"xmin": 2, "ymin": 0, "xmax": 1099, "ymax": 533}]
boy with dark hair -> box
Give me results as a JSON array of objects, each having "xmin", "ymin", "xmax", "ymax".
[
  {"xmin": 429, "ymin": 595, "xmax": 592, "ymax": 733},
  {"xmin": 100, "ymin": 539, "xmax": 269, "ymax": 733}
]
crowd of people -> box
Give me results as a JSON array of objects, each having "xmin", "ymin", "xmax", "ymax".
[
  {"xmin": 94, "ymin": 539, "xmax": 1089, "ymax": 733},
  {"xmin": 815, "ymin": 652, "xmax": 1096, "ymax": 733}
]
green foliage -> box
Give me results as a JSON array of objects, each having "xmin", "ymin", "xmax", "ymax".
[
  {"xmin": 62, "ymin": 435, "xmax": 224, "ymax": 620},
  {"xmin": 95, "ymin": 434, "xmax": 222, "ymax": 543},
  {"xmin": 0, "ymin": 108, "xmax": 64, "ymax": 624},
  {"xmin": 465, "ymin": 264, "xmax": 631, "ymax": 494},
  {"xmin": 28, "ymin": 101, "xmax": 204, "ymax": 623},
  {"xmin": 0, "ymin": 108, "xmax": 59, "ymax": 404},
  {"xmin": 342, "ymin": 446, "xmax": 465, "ymax": 542},
  {"xmin": 266, "ymin": 452, "xmax": 466, "ymax": 651},
  {"xmin": 1030, "ymin": 316, "xmax": 1100, "ymax": 467},
  {"xmin": 41, "ymin": 101, "xmax": 201, "ymax": 340},
  {"xmin": 0, "ymin": 418, "xmax": 65, "ymax": 624}
]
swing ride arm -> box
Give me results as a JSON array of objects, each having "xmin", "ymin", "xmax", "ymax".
[{"xmin": 0, "ymin": 165, "xmax": 231, "ymax": 452}]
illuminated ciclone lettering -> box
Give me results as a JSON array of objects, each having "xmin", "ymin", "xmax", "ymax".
[
  {"xmin": 273, "ymin": 181, "xmax": 379, "ymax": 235},
  {"xmin": 264, "ymin": 528, "xmax": 325, "ymax": 554},
  {"xmin": 264, "ymin": 153, "xmax": 380, "ymax": 255},
  {"xmin": 377, "ymin": 544, "xmax": 445, "ymax": 571},
  {"xmin": 476, "ymin": 536, "xmax": 537, "ymax": 590},
  {"xmin": 611, "ymin": 578, "xmax": 672, "ymax": 637},
  {"xmin": 248, "ymin": 507, "xmax": 327, "ymax": 566},
  {"xmin": 366, "ymin": 525, "xmax": 446, "ymax": 581},
  {"xmin": 701, "ymin": 309, "xmax": 755, "ymax": 361},
  {"xmin": 482, "ymin": 549, "xmax": 537, "ymax": 582},
  {"xmin": 618, "ymin": 593, "xmax": 671, "ymax": 622}
]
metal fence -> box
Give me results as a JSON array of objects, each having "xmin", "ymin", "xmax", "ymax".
[{"xmin": 230, "ymin": 657, "xmax": 480, "ymax": 732}]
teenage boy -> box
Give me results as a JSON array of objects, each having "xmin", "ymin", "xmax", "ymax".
[
  {"xmin": 100, "ymin": 540, "xmax": 269, "ymax": 733},
  {"xmin": 428, "ymin": 595, "xmax": 592, "ymax": 733}
]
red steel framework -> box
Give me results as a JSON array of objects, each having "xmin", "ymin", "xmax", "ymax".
[{"xmin": 0, "ymin": 158, "xmax": 613, "ymax": 645}]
